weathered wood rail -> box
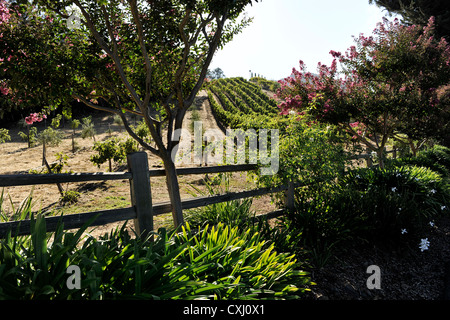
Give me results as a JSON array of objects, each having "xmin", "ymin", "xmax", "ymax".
[{"xmin": 0, "ymin": 152, "xmax": 296, "ymax": 238}]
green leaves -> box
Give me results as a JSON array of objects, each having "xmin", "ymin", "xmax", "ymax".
[
  {"xmin": 90, "ymin": 136, "xmax": 139, "ymax": 171},
  {"xmin": 0, "ymin": 207, "xmax": 310, "ymax": 300}
]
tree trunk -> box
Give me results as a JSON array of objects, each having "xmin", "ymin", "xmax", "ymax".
[
  {"xmin": 377, "ymin": 148, "xmax": 385, "ymax": 169},
  {"xmin": 43, "ymin": 153, "xmax": 64, "ymax": 196},
  {"xmin": 42, "ymin": 142, "xmax": 46, "ymax": 166},
  {"xmin": 72, "ymin": 132, "xmax": 76, "ymax": 153},
  {"xmin": 408, "ymin": 138, "xmax": 418, "ymax": 157},
  {"xmin": 162, "ymin": 155, "xmax": 184, "ymax": 228}
]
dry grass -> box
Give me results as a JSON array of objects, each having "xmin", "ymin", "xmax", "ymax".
[{"xmin": 0, "ymin": 91, "xmax": 277, "ymax": 237}]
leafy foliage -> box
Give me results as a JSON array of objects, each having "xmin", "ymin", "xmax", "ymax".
[
  {"xmin": 0, "ymin": 128, "xmax": 10, "ymax": 143},
  {"xmin": 287, "ymin": 165, "xmax": 449, "ymax": 265},
  {"xmin": 0, "ymin": 212, "xmax": 310, "ymax": 300},
  {"xmin": 275, "ymin": 17, "xmax": 450, "ymax": 164},
  {"xmin": 90, "ymin": 137, "xmax": 139, "ymax": 171},
  {"xmin": 185, "ymin": 173, "xmax": 255, "ymax": 230},
  {"xmin": 387, "ymin": 144, "xmax": 450, "ymax": 177}
]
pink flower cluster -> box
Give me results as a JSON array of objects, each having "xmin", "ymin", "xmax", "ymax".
[
  {"xmin": 25, "ymin": 112, "xmax": 47, "ymax": 125},
  {"xmin": 0, "ymin": 82, "xmax": 9, "ymax": 95},
  {"xmin": 0, "ymin": 0, "xmax": 10, "ymax": 25}
]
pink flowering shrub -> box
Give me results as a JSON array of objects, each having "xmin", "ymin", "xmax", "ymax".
[
  {"xmin": 276, "ymin": 17, "xmax": 450, "ymax": 164},
  {"xmin": 25, "ymin": 112, "xmax": 47, "ymax": 125},
  {"xmin": 0, "ymin": 0, "xmax": 10, "ymax": 25}
]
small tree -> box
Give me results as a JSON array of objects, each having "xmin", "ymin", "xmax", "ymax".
[
  {"xmin": 91, "ymin": 137, "xmax": 139, "ymax": 172},
  {"xmin": 37, "ymin": 123, "xmax": 64, "ymax": 166},
  {"xmin": 69, "ymin": 118, "xmax": 80, "ymax": 153},
  {"xmin": 80, "ymin": 116, "xmax": 96, "ymax": 143}
]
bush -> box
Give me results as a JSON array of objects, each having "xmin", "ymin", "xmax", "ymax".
[
  {"xmin": 388, "ymin": 144, "xmax": 450, "ymax": 177},
  {"xmin": 286, "ymin": 165, "xmax": 449, "ymax": 265},
  {"xmin": 185, "ymin": 173, "xmax": 255, "ymax": 230},
  {"xmin": 59, "ymin": 190, "xmax": 80, "ymax": 205},
  {"xmin": 338, "ymin": 165, "xmax": 449, "ymax": 239},
  {"xmin": 258, "ymin": 119, "xmax": 350, "ymax": 205},
  {"xmin": 90, "ymin": 137, "xmax": 139, "ymax": 171},
  {"xmin": 0, "ymin": 215, "xmax": 311, "ymax": 300}
]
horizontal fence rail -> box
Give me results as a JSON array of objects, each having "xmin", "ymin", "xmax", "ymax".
[
  {"xmin": 0, "ymin": 172, "xmax": 133, "ymax": 187},
  {"xmin": 0, "ymin": 153, "xmax": 295, "ymax": 238}
]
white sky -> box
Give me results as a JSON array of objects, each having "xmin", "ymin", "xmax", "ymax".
[{"xmin": 209, "ymin": 0, "xmax": 396, "ymax": 80}]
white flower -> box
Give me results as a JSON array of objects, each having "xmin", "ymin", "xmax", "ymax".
[
  {"xmin": 391, "ymin": 187, "xmax": 397, "ymax": 192},
  {"xmin": 442, "ymin": 205, "xmax": 447, "ymax": 211},
  {"xmin": 429, "ymin": 221, "xmax": 435, "ymax": 227},
  {"xmin": 289, "ymin": 109, "xmax": 296, "ymax": 115},
  {"xmin": 396, "ymin": 173, "xmax": 402, "ymax": 177},
  {"xmin": 401, "ymin": 229, "xmax": 407, "ymax": 234},
  {"xmin": 419, "ymin": 238, "xmax": 430, "ymax": 252},
  {"xmin": 430, "ymin": 189, "xmax": 437, "ymax": 194}
]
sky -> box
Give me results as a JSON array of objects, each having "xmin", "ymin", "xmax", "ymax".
[{"xmin": 208, "ymin": 0, "xmax": 396, "ymax": 81}]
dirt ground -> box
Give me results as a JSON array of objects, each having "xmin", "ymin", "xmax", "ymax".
[{"xmin": 0, "ymin": 90, "xmax": 276, "ymax": 237}]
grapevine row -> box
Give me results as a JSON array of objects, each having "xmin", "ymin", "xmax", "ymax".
[
  {"xmin": 229, "ymin": 78, "xmax": 279, "ymax": 114},
  {"xmin": 213, "ymin": 80, "xmax": 256, "ymax": 115},
  {"xmin": 206, "ymin": 88, "xmax": 286, "ymax": 131},
  {"xmin": 217, "ymin": 78, "xmax": 273, "ymax": 115}
]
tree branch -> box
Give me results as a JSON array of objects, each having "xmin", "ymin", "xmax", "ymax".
[
  {"xmin": 73, "ymin": 0, "xmax": 143, "ymax": 108},
  {"xmin": 129, "ymin": 0, "xmax": 152, "ymax": 110}
]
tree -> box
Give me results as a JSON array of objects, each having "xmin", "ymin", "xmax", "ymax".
[
  {"xmin": 91, "ymin": 137, "xmax": 138, "ymax": 172},
  {"xmin": 80, "ymin": 116, "xmax": 96, "ymax": 143},
  {"xmin": 276, "ymin": 17, "xmax": 450, "ymax": 167},
  {"xmin": 0, "ymin": 0, "xmax": 256, "ymax": 228},
  {"xmin": 206, "ymin": 67, "xmax": 226, "ymax": 79},
  {"xmin": 369, "ymin": 0, "xmax": 450, "ymax": 40}
]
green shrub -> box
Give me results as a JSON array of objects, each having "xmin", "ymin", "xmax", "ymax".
[
  {"xmin": 286, "ymin": 165, "xmax": 449, "ymax": 265},
  {"xmin": 388, "ymin": 144, "xmax": 450, "ymax": 177},
  {"xmin": 0, "ymin": 215, "xmax": 311, "ymax": 300},
  {"xmin": 0, "ymin": 128, "xmax": 10, "ymax": 144},
  {"xmin": 59, "ymin": 190, "xmax": 80, "ymax": 205},
  {"xmin": 91, "ymin": 137, "xmax": 139, "ymax": 171},
  {"xmin": 185, "ymin": 173, "xmax": 255, "ymax": 230},
  {"xmin": 338, "ymin": 165, "xmax": 448, "ymax": 239}
]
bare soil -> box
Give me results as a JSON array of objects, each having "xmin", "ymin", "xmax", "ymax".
[{"xmin": 305, "ymin": 215, "xmax": 450, "ymax": 300}]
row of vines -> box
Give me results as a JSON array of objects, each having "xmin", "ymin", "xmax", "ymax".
[{"xmin": 206, "ymin": 77, "xmax": 286, "ymax": 131}]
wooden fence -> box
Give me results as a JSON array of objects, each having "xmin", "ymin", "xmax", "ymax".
[{"xmin": 0, "ymin": 152, "xmax": 295, "ymax": 238}]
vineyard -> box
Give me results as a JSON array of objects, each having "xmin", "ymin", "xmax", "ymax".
[
  {"xmin": 1, "ymin": 0, "xmax": 450, "ymax": 303},
  {"xmin": 206, "ymin": 77, "xmax": 287, "ymax": 130}
]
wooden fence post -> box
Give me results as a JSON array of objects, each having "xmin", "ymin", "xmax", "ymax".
[
  {"xmin": 285, "ymin": 181, "xmax": 295, "ymax": 213},
  {"xmin": 127, "ymin": 152, "xmax": 153, "ymax": 238}
]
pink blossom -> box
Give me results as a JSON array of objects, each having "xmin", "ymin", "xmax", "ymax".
[
  {"xmin": 329, "ymin": 50, "xmax": 341, "ymax": 58},
  {"xmin": 25, "ymin": 116, "xmax": 33, "ymax": 125},
  {"xmin": 0, "ymin": 0, "xmax": 10, "ymax": 25},
  {"xmin": 0, "ymin": 83, "xmax": 9, "ymax": 95}
]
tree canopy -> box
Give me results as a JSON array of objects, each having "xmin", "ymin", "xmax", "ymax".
[
  {"xmin": 0, "ymin": 0, "xmax": 257, "ymax": 228},
  {"xmin": 369, "ymin": 0, "xmax": 450, "ymax": 40},
  {"xmin": 276, "ymin": 17, "xmax": 450, "ymax": 165}
]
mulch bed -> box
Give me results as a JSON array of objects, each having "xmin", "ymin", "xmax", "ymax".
[{"xmin": 304, "ymin": 215, "xmax": 450, "ymax": 300}]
